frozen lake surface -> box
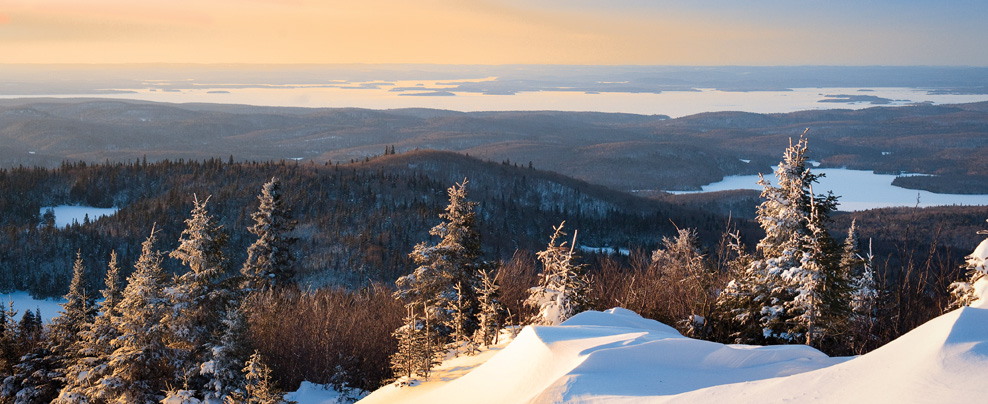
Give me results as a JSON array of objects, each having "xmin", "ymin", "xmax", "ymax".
[
  {"xmin": 671, "ymin": 168, "xmax": 988, "ymax": 211},
  {"xmin": 2, "ymin": 291, "xmax": 66, "ymax": 323},
  {"xmin": 5, "ymin": 86, "xmax": 988, "ymax": 118},
  {"xmin": 41, "ymin": 205, "xmax": 119, "ymax": 228}
]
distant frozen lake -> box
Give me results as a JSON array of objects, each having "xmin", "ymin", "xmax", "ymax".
[
  {"xmin": 2, "ymin": 291, "xmax": 65, "ymax": 322},
  {"xmin": 670, "ymin": 168, "xmax": 988, "ymax": 211},
  {"xmin": 41, "ymin": 205, "xmax": 119, "ymax": 227},
  {"xmin": 6, "ymin": 86, "xmax": 988, "ymax": 118}
]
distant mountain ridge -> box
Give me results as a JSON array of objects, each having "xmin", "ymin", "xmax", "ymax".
[{"xmin": 2, "ymin": 98, "xmax": 987, "ymax": 193}]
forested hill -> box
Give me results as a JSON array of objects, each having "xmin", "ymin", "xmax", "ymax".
[
  {"xmin": 3, "ymin": 98, "xmax": 988, "ymax": 193},
  {"xmin": 0, "ymin": 151, "xmax": 739, "ymax": 299}
]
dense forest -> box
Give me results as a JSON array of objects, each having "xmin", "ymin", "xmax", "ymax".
[
  {"xmin": 0, "ymin": 150, "xmax": 733, "ymax": 298},
  {"xmin": 0, "ymin": 145, "xmax": 984, "ymax": 402}
]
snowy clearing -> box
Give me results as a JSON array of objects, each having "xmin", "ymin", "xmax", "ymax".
[
  {"xmin": 40, "ymin": 205, "xmax": 119, "ymax": 228},
  {"xmin": 358, "ymin": 304, "xmax": 988, "ymax": 404}
]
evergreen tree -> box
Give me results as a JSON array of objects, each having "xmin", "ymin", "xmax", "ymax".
[
  {"xmin": 241, "ymin": 178, "xmax": 297, "ymax": 293},
  {"xmin": 224, "ymin": 351, "xmax": 292, "ymax": 404},
  {"xmin": 0, "ymin": 303, "xmax": 19, "ymax": 377},
  {"xmin": 526, "ymin": 222, "xmax": 590, "ymax": 326},
  {"xmin": 473, "ymin": 268, "xmax": 505, "ymax": 348},
  {"xmin": 389, "ymin": 304, "xmax": 442, "ymax": 384},
  {"xmin": 718, "ymin": 134, "xmax": 841, "ymax": 345},
  {"xmin": 167, "ymin": 196, "xmax": 231, "ymax": 388},
  {"xmin": 843, "ymin": 226, "xmax": 879, "ymax": 354},
  {"xmin": 396, "ymin": 180, "xmax": 485, "ymax": 347},
  {"xmin": 949, "ymin": 219, "xmax": 988, "ymax": 308},
  {"xmin": 96, "ymin": 228, "xmax": 175, "ymax": 404},
  {"xmin": 199, "ymin": 307, "xmax": 251, "ymax": 404},
  {"xmin": 713, "ymin": 231, "xmax": 759, "ymax": 343},
  {"xmin": 2, "ymin": 252, "xmax": 96, "ymax": 404},
  {"xmin": 55, "ymin": 251, "xmax": 125, "ymax": 404}
]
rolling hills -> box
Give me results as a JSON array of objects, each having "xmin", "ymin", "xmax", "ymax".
[{"xmin": 3, "ymin": 98, "xmax": 988, "ymax": 193}]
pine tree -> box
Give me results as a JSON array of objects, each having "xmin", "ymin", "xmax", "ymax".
[
  {"xmin": 526, "ymin": 222, "xmax": 590, "ymax": 326},
  {"xmin": 843, "ymin": 226, "xmax": 879, "ymax": 354},
  {"xmin": 473, "ymin": 268, "xmax": 505, "ymax": 347},
  {"xmin": 241, "ymin": 178, "xmax": 297, "ymax": 293},
  {"xmin": 949, "ymin": 219, "xmax": 988, "ymax": 308},
  {"xmin": 396, "ymin": 180, "xmax": 485, "ymax": 348},
  {"xmin": 390, "ymin": 307, "xmax": 419, "ymax": 383},
  {"xmin": 55, "ymin": 251, "xmax": 125, "ymax": 404},
  {"xmin": 389, "ymin": 304, "xmax": 443, "ymax": 385},
  {"xmin": 95, "ymin": 228, "xmax": 175, "ymax": 404},
  {"xmin": 199, "ymin": 307, "xmax": 251, "ymax": 404},
  {"xmin": 224, "ymin": 351, "xmax": 292, "ymax": 404},
  {"xmin": 718, "ymin": 134, "xmax": 841, "ymax": 345},
  {"xmin": 2, "ymin": 252, "xmax": 96, "ymax": 404},
  {"xmin": 0, "ymin": 303, "xmax": 19, "ymax": 377},
  {"xmin": 167, "ymin": 196, "xmax": 231, "ymax": 388}
]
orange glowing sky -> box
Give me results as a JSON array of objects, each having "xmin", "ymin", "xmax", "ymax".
[{"xmin": 1, "ymin": 0, "xmax": 986, "ymax": 65}]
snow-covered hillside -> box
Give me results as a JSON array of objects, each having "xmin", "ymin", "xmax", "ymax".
[{"xmin": 358, "ymin": 303, "xmax": 988, "ymax": 404}]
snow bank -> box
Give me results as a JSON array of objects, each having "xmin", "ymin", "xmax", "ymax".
[
  {"xmin": 286, "ymin": 381, "xmax": 354, "ymax": 404},
  {"xmin": 360, "ymin": 305, "xmax": 988, "ymax": 404},
  {"xmin": 358, "ymin": 308, "xmax": 844, "ymax": 404},
  {"xmin": 656, "ymin": 306, "xmax": 988, "ymax": 404}
]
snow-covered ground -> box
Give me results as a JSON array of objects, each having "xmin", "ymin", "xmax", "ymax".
[
  {"xmin": 358, "ymin": 302, "xmax": 988, "ymax": 403},
  {"xmin": 286, "ymin": 382, "xmax": 354, "ymax": 404},
  {"xmin": 40, "ymin": 205, "xmax": 119, "ymax": 228}
]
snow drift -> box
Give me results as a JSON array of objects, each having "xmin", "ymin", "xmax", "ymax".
[{"xmin": 359, "ymin": 305, "xmax": 988, "ymax": 404}]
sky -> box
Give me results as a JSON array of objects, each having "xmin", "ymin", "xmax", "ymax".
[{"xmin": 1, "ymin": 0, "xmax": 986, "ymax": 65}]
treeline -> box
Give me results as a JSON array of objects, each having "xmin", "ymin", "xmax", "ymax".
[
  {"xmin": 0, "ymin": 146, "xmax": 981, "ymax": 400},
  {"xmin": 0, "ymin": 153, "xmax": 717, "ymax": 299}
]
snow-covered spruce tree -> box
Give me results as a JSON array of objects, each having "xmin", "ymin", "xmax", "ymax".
[
  {"xmin": 718, "ymin": 134, "xmax": 841, "ymax": 345},
  {"xmin": 55, "ymin": 251, "xmax": 125, "ymax": 404},
  {"xmin": 390, "ymin": 304, "xmax": 443, "ymax": 384},
  {"xmin": 389, "ymin": 307, "xmax": 418, "ymax": 383},
  {"xmin": 395, "ymin": 180, "xmax": 485, "ymax": 351},
  {"xmin": 224, "ymin": 351, "xmax": 292, "ymax": 404},
  {"xmin": 166, "ymin": 196, "xmax": 232, "ymax": 390},
  {"xmin": 473, "ymin": 268, "xmax": 505, "ymax": 347},
  {"xmin": 949, "ymin": 219, "xmax": 988, "ymax": 308},
  {"xmin": 241, "ymin": 178, "xmax": 298, "ymax": 293},
  {"xmin": 526, "ymin": 222, "xmax": 591, "ymax": 326},
  {"xmin": 198, "ymin": 307, "xmax": 251, "ymax": 404},
  {"xmin": 712, "ymin": 231, "xmax": 760, "ymax": 344},
  {"xmin": 95, "ymin": 228, "xmax": 175, "ymax": 404},
  {"xmin": 842, "ymin": 223, "xmax": 879, "ymax": 353},
  {"xmin": 0, "ymin": 303, "xmax": 19, "ymax": 377},
  {"xmin": 1, "ymin": 252, "xmax": 97, "ymax": 404}
]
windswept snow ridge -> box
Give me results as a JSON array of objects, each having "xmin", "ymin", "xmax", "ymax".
[
  {"xmin": 360, "ymin": 306, "xmax": 988, "ymax": 403},
  {"xmin": 358, "ymin": 308, "xmax": 849, "ymax": 404}
]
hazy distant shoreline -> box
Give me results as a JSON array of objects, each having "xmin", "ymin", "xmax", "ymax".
[{"xmin": 2, "ymin": 65, "xmax": 988, "ymax": 116}]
